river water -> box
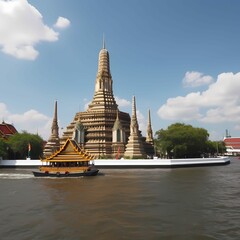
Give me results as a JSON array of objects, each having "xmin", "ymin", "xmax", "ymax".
[{"xmin": 0, "ymin": 158, "xmax": 239, "ymax": 240}]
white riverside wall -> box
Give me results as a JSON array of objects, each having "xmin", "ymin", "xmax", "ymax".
[{"xmin": 0, "ymin": 157, "xmax": 230, "ymax": 168}]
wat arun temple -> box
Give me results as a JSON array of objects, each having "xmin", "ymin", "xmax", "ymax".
[{"xmin": 44, "ymin": 41, "xmax": 154, "ymax": 159}]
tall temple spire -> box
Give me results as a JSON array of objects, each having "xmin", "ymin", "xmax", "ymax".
[
  {"xmin": 97, "ymin": 41, "xmax": 111, "ymax": 77},
  {"xmin": 103, "ymin": 33, "xmax": 106, "ymax": 49},
  {"xmin": 43, "ymin": 100, "xmax": 60, "ymax": 157},
  {"xmin": 131, "ymin": 96, "xmax": 139, "ymax": 133},
  {"xmin": 146, "ymin": 109, "xmax": 153, "ymax": 143},
  {"xmin": 51, "ymin": 100, "xmax": 59, "ymax": 138},
  {"xmin": 124, "ymin": 96, "xmax": 146, "ymax": 159},
  {"xmin": 88, "ymin": 39, "xmax": 118, "ymax": 111}
]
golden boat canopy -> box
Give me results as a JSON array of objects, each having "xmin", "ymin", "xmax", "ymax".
[{"xmin": 42, "ymin": 139, "xmax": 95, "ymax": 162}]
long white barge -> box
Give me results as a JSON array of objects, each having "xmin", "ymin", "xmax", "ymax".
[{"xmin": 0, "ymin": 156, "xmax": 230, "ymax": 168}]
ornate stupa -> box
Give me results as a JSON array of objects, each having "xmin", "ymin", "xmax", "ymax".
[
  {"xmin": 43, "ymin": 100, "xmax": 60, "ymax": 156},
  {"xmin": 144, "ymin": 109, "xmax": 155, "ymax": 157},
  {"xmin": 61, "ymin": 41, "xmax": 130, "ymax": 158},
  {"xmin": 146, "ymin": 110, "xmax": 153, "ymax": 143},
  {"xmin": 124, "ymin": 96, "xmax": 146, "ymax": 159}
]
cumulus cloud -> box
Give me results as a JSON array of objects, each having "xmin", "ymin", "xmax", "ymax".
[
  {"xmin": 183, "ymin": 71, "xmax": 214, "ymax": 87},
  {"xmin": 136, "ymin": 110, "xmax": 147, "ymax": 136},
  {"xmin": 54, "ymin": 16, "xmax": 71, "ymax": 29},
  {"xmin": 235, "ymin": 124, "xmax": 240, "ymax": 131},
  {"xmin": 115, "ymin": 96, "xmax": 147, "ymax": 134},
  {"xmin": 115, "ymin": 96, "xmax": 131, "ymax": 107},
  {"xmin": 158, "ymin": 72, "xmax": 240, "ymax": 124},
  {"xmin": 0, "ymin": 102, "xmax": 52, "ymax": 140},
  {"xmin": 0, "ymin": 0, "xmax": 61, "ymax": 60},
  {"xmin": 82, "ymin": 98, "xmax": 90, "ymax": 111},
  {"xmin": 0, "ymin": 103, "xmax": 9, "ymax": 118}
]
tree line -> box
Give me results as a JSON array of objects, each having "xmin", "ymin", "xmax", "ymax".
[
  {"xmin": 154, "ymin": 123, "xmax": 225, "ymax": 158},
  {"xmin": 0, "ymin": 131, "xmax": 44, "ymax": 160},
  {"xmin": 0, "ymin": 123, "xmax": 225, "ymax": 159}
]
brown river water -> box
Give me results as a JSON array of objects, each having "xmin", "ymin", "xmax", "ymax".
[{"xmin": 0, "ymin": 158, "xmax": 239, "ymax": 240}]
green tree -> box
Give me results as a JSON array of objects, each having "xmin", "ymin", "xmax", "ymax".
[
  {"xmin": 0, "ymin": 138, "xmax": 10, "ymax": 159},
  {"xmin": 8, "ymin": 131, "xmax": 44, "ymax": 159},
  {"xmin": 208, "ymin": 140, "xmax": 226, "ymax": 155},
  {"xmin": 155, "ymin": 123, "xmax": 210, "ymax": 158},
  {"xmin": 216, "ymin": 141, "xmax": 226, "ymax": 155}
]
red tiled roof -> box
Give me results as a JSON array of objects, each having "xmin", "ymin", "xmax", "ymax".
[
  {"xmin": 0, "ymin": 122, "xmax": 18, "ymax": 137},
  {"xmin": 224, "ymin": 137, "xmax": 240, "ymax": 149}
]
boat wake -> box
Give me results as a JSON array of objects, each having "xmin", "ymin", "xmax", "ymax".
[{"xmin": 0, "ymin": 173, "xmax": 34, "ymax": 179}]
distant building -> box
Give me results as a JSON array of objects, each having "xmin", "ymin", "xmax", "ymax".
[
  {"xmin": 223, "ymin": 137, "xmax": 240, "ymax": 155},
  {"xmin": 0, "ymin": 121, "xmax": 18, "ymax": 140}
]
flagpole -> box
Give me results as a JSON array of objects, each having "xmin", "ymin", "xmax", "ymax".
[{"xmin": 28, "ymin": 143, "xmax": 31, "ymax": 159}]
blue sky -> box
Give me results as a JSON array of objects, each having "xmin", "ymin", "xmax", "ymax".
[{"xmin": 1, "ymin": 0, "xmax": 240, "ymax": 140}]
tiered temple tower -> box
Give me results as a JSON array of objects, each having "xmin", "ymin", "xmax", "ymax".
[
  {"xmin": 43, "ymin": 101, "xmax": 60, "ymax": 156},
  {"xmin": 124, "ymin": 96, "xmax": 146, "ymax": 159},
  {"xmin": 61, "ymin": 42, "xmax": 130, "ymax": 158}
]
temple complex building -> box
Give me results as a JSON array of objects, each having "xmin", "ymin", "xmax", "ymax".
[
  {"xmin": 60, "ymin": 42, "xmax": 131, "ymax": 158},
  {"xmin": 44, "ymin": 41, "xmax": 154, "ymax": 159},
  {"xmin": 223, "ymin": 136, "xmax": 240, "ymax": 156}
]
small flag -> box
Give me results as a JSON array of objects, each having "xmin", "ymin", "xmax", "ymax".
[
  {"xmin": 116, "ymin": 146, "xmax": 120, "ymax": 160},
  {"xmin": 28, "ymin": 143, "xmax": 31, "ymax": 158}
]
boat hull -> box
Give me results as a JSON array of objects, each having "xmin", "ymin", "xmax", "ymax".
[{"xmin": 32, "ymin": 169, "xmax": 99, "ymax": 177}]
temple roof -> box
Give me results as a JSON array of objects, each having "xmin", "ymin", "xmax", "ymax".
[
  {"xmin": 224, "ymin": 137, "xmax": 240, "ymax": 149},
  {"xmin": 113, "ymin": 111, "xmax": 123, "ymax": 130},
  {"xmin": 43, "ymin": 138, "xmax": 94, "ymax": 162},
  {"xmin": 0, "ymin": 121, "xmax": 17, "ymax": 138}
]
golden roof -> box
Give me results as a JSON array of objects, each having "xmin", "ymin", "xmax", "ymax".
[{"xmin": 42, "ymin": 138, "xmax": 95, "ymax": 162}]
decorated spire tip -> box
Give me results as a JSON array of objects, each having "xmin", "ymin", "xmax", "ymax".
[{"xmin": 103, "ymin": 33, "xmax": 106, "ymax": 49}]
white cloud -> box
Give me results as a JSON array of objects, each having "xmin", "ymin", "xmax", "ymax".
[
  {"xmin": 0, "ymin": 103, "xmax": 9, "ymax": 119},
  {"xmin": 54, "ymin": 16, "xmax": 70, "ymax": 29},
  {"xmin": 235, "ymin": 124, "xmax": 240, "ymax": 131},
  {"xmin": 158, "ymin": 72, "xmax": 240, "ymax": 124},
  {"xmin": 0, "ymin": 102, "xmax": 52, "ymax": 140},
  {"xmin": 157, "ymin": 92, "xmax": 202, "ymax": 121},
  {"xmin": 183, "ymin": 71, "xmax": 214, "ymax": 87},
  {"xmin": 83, "ymin": 98, "xmax": 91, "ymax": 111},
  {"xmin": 115, "ymin": 96, "xmax": 131, "ymax": 107},
  {"xmin": 136, "ymin": 110, "xmax": 147, "ymax": 136},
  {"xmin": 0, "ymin": 0, "xmax": 59, "ymax": 60},
  {"xmin": 208, "ymin": 130, "xmax": 225, "ymax": 141},
  {"xmin": 115, "ymin": 96, "xmax": 147, "ymax": 135}
]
